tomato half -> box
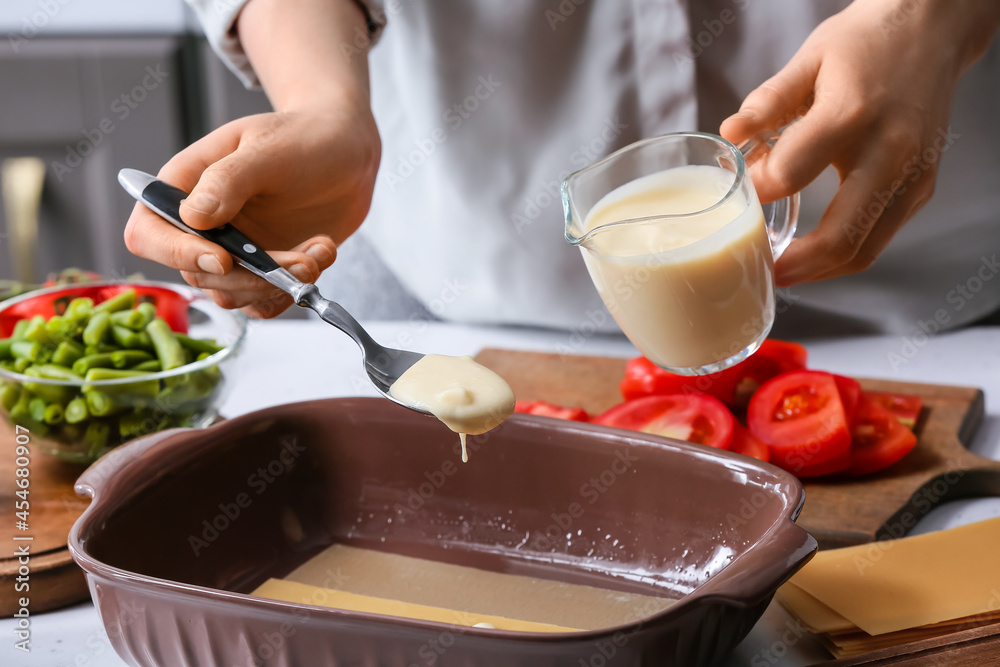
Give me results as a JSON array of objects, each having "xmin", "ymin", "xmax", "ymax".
[
  {"xmin": 595, "ymin": 394, "xmax": 734, "ymax": 450},
  {"xmin": 864, "ymin": 392, "xmax": 923, "ymax": 428},
  {"xmin": 747, "ymin": 371, "xmax": 852, "ymax": 475},
  {"xmin": 847, "ymin": 396, "xmax": 918, "ymax": 476},
  {"xmin": 731, "ymin": 424, "xmax": 769, "ymax": 463},
  {"xmin": 0, "ymin": 283, "xmax": 191, "ymax": 335},
  {"xmin": 833, "ymin": 375, "xmax": 862, "ymax": 422},
  {"xmin": 514, "ymin": 400, "xmax": 590, "ymax": 422},
  {"xmin": 620, "ymin": 339, "xmax": 808, "ymax": 408}
]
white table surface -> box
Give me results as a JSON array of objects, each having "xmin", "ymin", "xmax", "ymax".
[{"xmin": 4, "ymin": 321, "xmax": 1000, "ymax": 667}]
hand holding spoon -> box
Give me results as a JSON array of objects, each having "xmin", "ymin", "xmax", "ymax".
[
  {"xmin": 118, "ymin": 169, "xmax": 514, "ymax": 458},
  {"xmin": 118, "ymin": 168, "xmax": 428, "ymax": 413}
]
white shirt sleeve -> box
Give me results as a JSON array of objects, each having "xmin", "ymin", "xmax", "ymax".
[{"xmin": 184, "ymin": 0, "xmax": 387, "ymax": 89}]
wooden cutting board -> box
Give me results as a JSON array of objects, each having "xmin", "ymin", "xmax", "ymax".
[
  {"xmin": 475, "ymin": 348, "xmax": 995, "ymax": 550},
  {"xmin": 0, "ymin": 419, "xmax": 91, "ymax": 615}
]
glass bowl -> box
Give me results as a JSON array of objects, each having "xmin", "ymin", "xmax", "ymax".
[{"xmin": 0, "ymin": 281, "xmax": 247, "ymax": 463}]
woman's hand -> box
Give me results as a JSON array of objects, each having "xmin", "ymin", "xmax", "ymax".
[
  {"xmin": 124, "ymin": 107, "xmax": 379, "ymax": 318},
  {"xmin": 124, "ymin": 0, "xmax": 380, "ymax": 318},
  {"xmin": 721, "ymin": 0, "xmax": 1000, "ymax": 286}
]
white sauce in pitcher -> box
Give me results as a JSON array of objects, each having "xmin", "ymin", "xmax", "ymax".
[{"xmin": 389, "ymin": 354, "xmax": 515, "ymax": 462}]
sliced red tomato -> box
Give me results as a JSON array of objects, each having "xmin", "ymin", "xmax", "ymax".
[
  {"xmin": 514, "ymin": 400, "xmax": 590, "ymax": 422},
  {"xmin": 595, "ymin": 394, "xmax": 734, "ymax": 450},
  {"xmin": 864, "ymin": 391, "xmax": 923, "ymax": 428},
  {"xmin": 731, "ymin": 424, "xmax": 769, "ymax": 463},
  {"xmin": 0, "ymin": 283, "xmax": 191, "ymax": 336},
  {"xmin": 747, "ymin": 371, "xmax": 852, "ymax": 475},
  {"xmin": 833, "ymin": 375, "xmax": 862, "ymax": 423},
  {"xmin": 847, "ymin": 396, "xmax": 918, "ymax": 476},
  {"xmin": 620, "ymin": 339, "xmax": 808, "ymax": 408},
  {"xmin": 793, "ymin": 448, "xmax": 853, "ymax": 478}
]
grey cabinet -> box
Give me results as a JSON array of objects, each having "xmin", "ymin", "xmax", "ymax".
[{"xmin": 0, "ymin": 35, "xmax": 271, "ymax": 284}]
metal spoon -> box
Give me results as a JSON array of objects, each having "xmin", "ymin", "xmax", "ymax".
[{"xmin": 117, "ymin": 168, "xmax": 427, "ymax": 414}]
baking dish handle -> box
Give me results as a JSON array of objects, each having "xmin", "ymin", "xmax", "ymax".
[
  {"xmin": 75, "ymin": 428, "xmax": 192, "ymax": 500},
  {"xmin": 698, "ymin": 520, "xmax": 817, "ymax": 608}
]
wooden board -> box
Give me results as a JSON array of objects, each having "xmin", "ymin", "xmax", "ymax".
[
  {"xmin": 476, "ymin": 348, "xmax": 1000, "ymax": 665},
  {"xmin": 0, "ymin": 419, "xmax": 91, "ymax": 615},
  {"xmin": 475, "ymin": 348, "xmax": 994, "ymax": 549}
]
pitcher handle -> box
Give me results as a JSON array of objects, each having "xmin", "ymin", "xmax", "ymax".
[{"xmin": 738, "ymin": 131, "xmax": 799, "ymax": 259}]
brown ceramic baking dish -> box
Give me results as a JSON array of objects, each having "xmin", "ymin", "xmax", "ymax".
[{"xmin": 69, "ymin": 397, "xmax": 816, "ymax": 666}]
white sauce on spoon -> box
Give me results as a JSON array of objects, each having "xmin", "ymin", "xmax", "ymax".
[{"xmin": 389, "ymin": 354, "xmax": 515, "ymax": 462}]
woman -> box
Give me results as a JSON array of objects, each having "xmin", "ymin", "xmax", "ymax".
[{"xmin": 125, "ymin": 0, "xmax": 1000, "ymax": 336}]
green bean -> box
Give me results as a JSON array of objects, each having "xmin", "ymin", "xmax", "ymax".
[
  {"xmin": 85, "ymin": 343, "xmax": 117, "ymax": 356},
  {"xmin": 92, "ymin": 289, "xmax": 136, "ymax": 314},
  {"xmin": 84, "ymin": 368, "xmax": 150, "ymax": 381},
  {"xmin": 73, "ymin": 353, "xmax": 116, "ymax": 375},
  {"xmin": 12, "ymin": 359, "xmax": 31, "ymax": 373},
  {"xmin": 11, "ymin": 341, "xmax": 43, "ymax": 362},
  {"xmin": 8, "ymin": 389, "xmax": 32, "ymax": 421},
  {"xmin": 158, "ymin": 370, "xmax": 217, "ymax": 407},
  {"xmin": 146, "ymin": 318, "xmax": 185, "ymax": 371},
  {"xmin": 45, "ymin": 315, "xmax": 72, "ymax": 339},
  {"xmin": 112, "ymin": 325, "xmax": 153, "ymax": 350},
  {"xmin": 85, "ymin": 391, "xmax": 119, "ymax": 417},
  {"xmin": 25, "ymin": 316, "xmax": 61, "ymax": 346},
  {"xmin": 200, "ymin": 363, "xmax": 222, "ymax": 384},
  {"xmin": 59, "ymin": 423, "xmax": 84, "ymax": 443},
  {"xmin": 111, "ymin": 350, "xmax": 153, "ymax": 369},
  {"xmin": 84, "ymin": 421, "xmax": 110, "ymax": 455},
  {"xmin": 110, "ymin": 309, "xmax": 146, "ymax": 331},
  {"xmin": 65, "ymin": 397, "xmax": 89, "ymax": 424},
  {"xmin": 82, "ymin": 311, "xmax": 111, "ymax": 346},
  {"xmin": 119, "ymin": 412, "xmax": 154, "ymax": 440},
  {"xmin": 65, "ymin": 297, "xmax": 94, "ymax": 324},
  {"xmin": 8, "ymin": 391, "xmax": 49, "ymax": 435},
  {"xmin": 83, "ymin": 368, "xmax": 159, "ymax": 397},
  {"xmin": 21, "ymin": 366, "xmax": 79, "ymax": 404},
  {"xmin": 0, "ymin": 338, "xmax": 13, "ymax": 360},
  {"xmin": 136, "ymin": 302, "xmax": 157, "ymax": 328},
  {"xmin": 29, "ymin": 397, "xmax": 47, "ymax": 422},
  {"xmin": 0, "ymin": 383, "xmax": 21, "ymax": 411},
  {"xmin": 43, "ymin": 403, "xmax": 64, "ymax": 424},
  {"xmin": 132, "ymin": 360, "xmax": 162, "ymax": 372},
  {"xmin": 24, "ymin": 364, "xmax": 83, "ymax": 382},
  {"xmin": 175, "ymin": 334, "xmax": 223, "ymax": 356},
  {"xmin": 11, "ymin": 319, "xmax": 30, "ymax": 340},
  {"xmin": 52, "ymin": 339, "xmax": 86, "ymax": 367}
]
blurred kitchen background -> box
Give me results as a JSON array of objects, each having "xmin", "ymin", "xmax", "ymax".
[{"xmin": 0, "ymin": 0, "xmax": 271, "ymax": 285}]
